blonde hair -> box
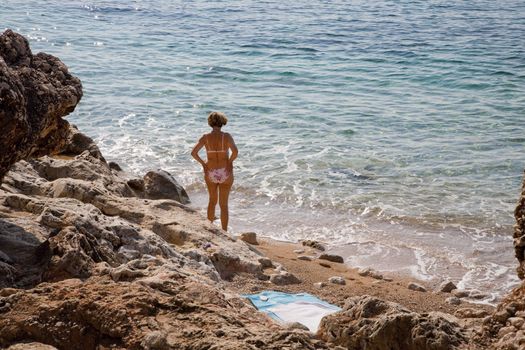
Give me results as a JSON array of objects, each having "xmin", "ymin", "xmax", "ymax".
[{"xmin": 208, "ymin": 111, "xmax": 228, "ymax": 128}]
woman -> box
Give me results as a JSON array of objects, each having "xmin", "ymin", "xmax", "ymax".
[{"xmin": 191, "ymin": 111, "xmax": 238, "ymax": 231}]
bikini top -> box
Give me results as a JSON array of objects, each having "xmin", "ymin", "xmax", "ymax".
[{"xmin": 206, "ymin": 133, "xmax": 227, "ymax": 154}]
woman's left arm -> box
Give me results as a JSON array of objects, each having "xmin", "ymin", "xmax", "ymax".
[{"xmin": 227, "ymin": 133, "xmax": 238, "ymax": 167}]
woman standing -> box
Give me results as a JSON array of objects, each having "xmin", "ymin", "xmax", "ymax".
[{"xmin": 191, "ymin": 112, "xmax": 238, "ymax": 231}]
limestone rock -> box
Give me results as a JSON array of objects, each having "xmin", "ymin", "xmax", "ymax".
[
  {"xmin": 454, "ymin": 308, "xmax": 489, "ymax": 319},
  {"xmin": 408, "ymin": 282, "xmax": 427, "ymax": 292},
  {"xmin": 0, "ymin": 30, "xmax": 82, "ymax": 182},
  {"xmin": 108, "ymin": 161, "xmax": 123, "ymax": 171},
  {"xmin": 439, "ymin": 281, "xmax": 457, "ymax": 293},
  {"xmin": 210, "ymin": 248, "xmax": 263, "ymax": 280},
  {"xmin": 465, "ymin": 289, "xmax": 488, "ymax": 300},
  {"xmin": 0, "ymin": 249, "xmax": 13, "ymax": 264},
  {"xmin": 143, "ymin": 170, "xmax": 190, "ymax": 204},
  {"xmin": 318, "ymin": 253, "xmax": 344, "ymax": 263},
  {"xmin": 329, "ymin": 276, "xmax": 346, "ymax": 285},
  {"xmin": 270, "ymin": 272, "xmax": 301, "ymax": 285},
  {"xmin": 0, "ymin": 277, "xmax": 328, "ymax": 350},
  {"xmin": 357, "ymin": 267, "xmax": 384, "ymax": 279},
  {"xmin": 258, "ymin": 257, "xmax": 273, "ymax": 268},
  {"xmin": 301, "ymin": 239, "xmax": 325, "ymax": 251},
  {"xmin": 285, "ymin": 322, "xmax": 310, "ymax": 331},
  {"xmin": 452, "ymin": 289, "xmax": 470, "ymax": 298},
  {"xmin": 483, "ymin": 284, "xmax": 525, "ymax": 349},
  {"xmin": 369, "ymin": 270, "xmax": 384, "ymax": 280},
  {"xmin": 127, "ymin": 178, "xmax": 145, "ymax": 191},
  {"xmin": 446, "ymin": 297, "xmax": 461, "ymax": 305},
  {"xmin": 141, "ymin": 331, "xmax": 168, "ymax": 350},
  {"xmin": 508, "ymin": 317, "xmax": 524, "ymax": 329},
  {"xmin": 0, "ymin": 261, "xmax": 16, "ymax": 288},
  {"xmin": 318, "ymin": 295, "xmax": 466, "ymax": 350},
  {"xmin": 60, "ymin": 124, "xmax": 105, "ymax": 161},
  {"xmin": 493, "ymin": 310, "xmax": 512, "ymax": 323},
  {"xmin": 298, "ymin": 255, "xmax": 313, "ymax": 261},
  {"xmin": 240, "ymin": 232, "xmax": 258, "ymax": 245}
]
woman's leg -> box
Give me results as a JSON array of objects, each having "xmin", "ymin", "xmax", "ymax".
[
  {"xmin": 205, "ymin": 177, "xmax": 219, "ymax": 222},
  {"xmin": 218, "ymin": 176, "xmax": 233, "ymax": 231}
]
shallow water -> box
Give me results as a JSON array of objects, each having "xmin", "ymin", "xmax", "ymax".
[{"xmin": 2, "ymin": 0, "xmax": 524, "ymax": 301}]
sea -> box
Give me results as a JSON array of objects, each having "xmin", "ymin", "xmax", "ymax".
[{"xmin": 2, "ymin": 0, "xmax": 524, "ymax": 303}]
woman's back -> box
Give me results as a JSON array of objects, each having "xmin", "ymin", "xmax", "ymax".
[{"xmin": 205, "ymin": 131, "xmax": 229, "ymax": 169}]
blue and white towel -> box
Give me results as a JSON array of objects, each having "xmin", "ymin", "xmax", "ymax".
[{"xmin": 243, "ymin": 291, "xmax": 341, "ymax": 332}]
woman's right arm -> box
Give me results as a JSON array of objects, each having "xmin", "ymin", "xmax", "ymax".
[{"xmin": 191, "ymin": 135, "xmax": 208, "ymax": 171}]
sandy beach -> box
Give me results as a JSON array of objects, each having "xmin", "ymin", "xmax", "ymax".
[{"xmin": 229, "ymin": 237, "xmax": 495, "ymax": 317}]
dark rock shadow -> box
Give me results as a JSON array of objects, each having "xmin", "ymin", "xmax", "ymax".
[{"xmin": 0, "ymin": 218, "xmax": 51, "ymax": 288}]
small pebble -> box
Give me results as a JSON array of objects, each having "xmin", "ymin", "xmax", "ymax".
[
  {"xmin": 297, "ymin": 255, "xmax": 312, "ymax": 261},
  {"xmin": 439, "ymin": 281, "xmax": 457, "ymax": 293},
  {"xmin": 269, "ymin": 272, "xmax": 301, "ymax": 285},
  {"xmin": 408, "ymin": 282, "xmax": 427, "ymax": 292},
  {"xmin": 314, "ymin": 282, "xmax": 326, "ymax": 288},
  {"xmin": 301, "ymin": 240, "xmax": 325, "ymax": 251},
  {"xmin": 239, "ymin": 232, "xmax": 258, "ymax": 245},
  {"xmin": 329, "ymin": 276, "xmax": 346, "ymax": 285},
  {"xmin": 446, "ymin": 297, "xmax": 461, "ymax": 305},
  {"xmin": 469, "ymin": 292, "xmax": 488, "ymax": 300},
  {"xmin": 452, "ymin": 290, "xmax": 470, "ymax": 298},
  {"xmin": 318, "ymin": 253, "xmax": 344, "ymax": 263},
  {"xmin": 370, "ymin": 271, "xmax": 383, "ymax": 280},
  {"xmin": 358, "ymin": 268, "xmax": 372, "ymax": 277}
]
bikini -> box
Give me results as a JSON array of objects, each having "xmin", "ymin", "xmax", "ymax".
[{"xmin": 206, "ymin": 133, "xmax": 230, "ymax": 184}]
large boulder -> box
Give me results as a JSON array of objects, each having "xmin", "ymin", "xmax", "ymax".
[
  {"xmin": 0, "ymin": 30, "xmax": 82, "ymax": 182},
  {"xmin": 317, "ymin": 295, "xmax": 466, "ymax": 350},
  {"xmin": 143, "ymin": 169, "xmax": 190, "ymax": 204}
]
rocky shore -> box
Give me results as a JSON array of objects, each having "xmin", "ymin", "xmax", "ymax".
[{"xmin": 1, "ymin": 29, "xmax": 524, "ymax": 350}]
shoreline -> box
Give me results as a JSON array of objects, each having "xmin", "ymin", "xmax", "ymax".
[
  {"xmin": 228, "ymin": 237, "xmax": 495, "ymax": 317},
  {"xmin": 188, "ymin": 188, "xmax": 520, "ymax": 305}
]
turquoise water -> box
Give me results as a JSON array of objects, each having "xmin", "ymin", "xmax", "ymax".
[{"xmin": 2, "ymin": 0, "xmax": 524, "ymax": 300}]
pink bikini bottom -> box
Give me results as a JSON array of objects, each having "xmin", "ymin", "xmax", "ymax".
[{"xmin": 207, "ymin": 168, "xmax": 230, "ymax": 184}]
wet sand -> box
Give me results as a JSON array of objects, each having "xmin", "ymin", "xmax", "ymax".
[{"xmin": 229, "ymin": 237, "xmax": 494, "ymax": 317}]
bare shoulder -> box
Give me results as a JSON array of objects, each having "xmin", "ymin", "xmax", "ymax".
[{"xmin": 224, "ymin": 132, "xmax": 235, "ymax": 141}]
